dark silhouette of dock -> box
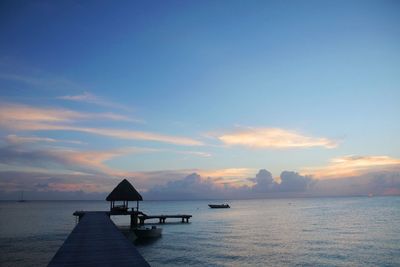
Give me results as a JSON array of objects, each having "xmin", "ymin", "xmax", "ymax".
[
  {"xmin": 48, "ymin": 179, "xmax": 191, "ymax": 266},
  {"xmin": 138, "ymin": 214, "xmax": 192, "ymax": 224},
  {"xmin": 48, "ymin": 212, "xmax": 150, "ymax": 267},
  {"xmin": 73, "ymin": 211, "xmax": 192, "ymax": 226}
]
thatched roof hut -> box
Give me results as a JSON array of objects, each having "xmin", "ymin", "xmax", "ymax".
[{"xmin": 106, "ymin": 179, "xmax": 143, "ymax": 212}]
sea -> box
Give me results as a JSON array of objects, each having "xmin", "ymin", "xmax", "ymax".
[{"xmin": 0, "ymin": 197, "xmax": 399, "ymax": 267}]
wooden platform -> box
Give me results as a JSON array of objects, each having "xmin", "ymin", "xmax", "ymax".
[
  {"xmin": 73, "ymin": 210, "xmax": 192, "ymax": 225},
  {"xmin": 138, "ymin": 214, "xmax": 192, "ymax": 224},
  {"xmin": 48, "ymin": 212, "xmax": 150, "ymax": 267}
]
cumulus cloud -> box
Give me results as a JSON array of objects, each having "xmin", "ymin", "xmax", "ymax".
[
  {"xmin": 250, "ymin": 169, "xmax": 274, "ymax": 193},
  {"xmin": 217, "ymin": 127, "xmax": 337, "ymax": 149},
  {"xmin": 145, "ymin": 173, "xmax": 221, "ymax": 200},
  {"xmin": 277, "ymin": 171, "xmax": 314, "ymax": 192},
  {"xmin": 144, "ymin": 169, "xmax": 316, "ymax": 200},
  {"xmin": 2, "ymin": 167, "xmax": 400, "ymax": 200}
]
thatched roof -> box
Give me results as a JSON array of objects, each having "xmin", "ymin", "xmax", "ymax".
[{"xmin": 106, "ymin": 179, "xmax": 143, "ymax": 201}]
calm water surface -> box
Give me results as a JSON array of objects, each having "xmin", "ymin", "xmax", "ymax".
[{"xmin": 1, "ymin": 197, "xmax": 399, "ymax": 266}]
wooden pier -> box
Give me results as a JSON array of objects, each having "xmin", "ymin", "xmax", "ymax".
[
  {"xmin": 48, "ymin": 179, "xmax": 192, "ymax": 266},
  {"xmin": 74, "ymin": 211, "xmax": 192, "ymax": 226},
  {"xmin": 138, "ymin": 214, "xmax": 192, "ymax": 225},
  {"xmin": 48, "ymin": 212, "xmax": 150, "ymax": 267}
]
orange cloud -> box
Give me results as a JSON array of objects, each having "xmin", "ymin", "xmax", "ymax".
[
  {"xmin": 302, "ymin": 155, "xmax": 400, "ymax": 179},
  {"xmin": 0, "ymin": 102, "xmax": 203, "ymax": 146},
  {"xmin": 0, "ymin": 102, "xmax": 132, "ymax": 123},
  {"xmin": 199, "ymin": 167, "xmax": 255, "ymax": 178},
  {"xmin": 0, "ymin": 144, "xmax": 156, "ymax": 176},
  {"xmin": 218, "ymin": 127, "xmax": 337, "ymax": 149},
  {"xmin": 198, "ymin": 168, "xmax": 255, "ymax": 187}
]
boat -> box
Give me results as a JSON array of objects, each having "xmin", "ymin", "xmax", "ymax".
[
  {"xmin": 133, "ymin": 226, "xmax": 162, "ymax": 238},
  {"xmin": 17, "ymin": 191, "xmax": 27, "ymax": 203},
  {"xmin": 208, "ymin": 204, "xmax": 230, "ymax": 209}
]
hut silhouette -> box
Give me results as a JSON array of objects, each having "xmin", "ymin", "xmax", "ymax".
[{"xmin": 106, "ymin": 179, "xmax": 143, "ymax": 212}]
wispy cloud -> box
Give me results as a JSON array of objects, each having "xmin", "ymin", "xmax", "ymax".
[
  {"xmin": 174, "ymin": 151, "xmax": 212, "ymax": 158},
  {"xmin": 0, "ymin": 72, "xmax": 83, "ymax": 91},
  {"xmin": 0, "ymin": 102, "xmax": 132, "ymax": 123},
  {"xmin": 217, "ymin": 127, "xmax": 337, "ymax": 149},
  {"xmin": 57, "ymin": 91, "xmax": 135, "ymax": 113},
  {"xmin": 302, "ymin": 155, "xmax": 400, "ymax": 179},
  {"xmin": 0, "ymin": 102, "xmax": 203, "ymax": 146},
  {"xmin": 5, "ymin": 134, "xmax": 84, "ymax": 145},
  {"xmin": 0, "ymin": 170, "xmax": 115, "ymax": 194},
  {"xmin": 0, "ymin": 145, "xmax": 155, "ymax": 176},
  {"xmin": 199, "ymin": 168, "xmax": 255, "ymax": 178}
]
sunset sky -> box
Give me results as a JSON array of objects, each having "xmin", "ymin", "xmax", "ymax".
[{"xmin": 0, "ymin": 0, "xmax": 399, "ymax": 199}]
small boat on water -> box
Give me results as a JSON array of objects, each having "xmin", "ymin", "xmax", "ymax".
[
  {"xmin": 208, "ymin": 204, "xmax": 230, "ymax": 209},
  {"xmin": 134, "ymin": 226, "xmax": 162, "ymax": 238}
]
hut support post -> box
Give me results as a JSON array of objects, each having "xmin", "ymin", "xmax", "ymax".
[{"xmin": 136, "ymin": 201, "xmax": 139, "ymax": 212}]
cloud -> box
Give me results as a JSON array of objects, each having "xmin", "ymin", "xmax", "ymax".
[
  {"xmin": 58, "ymin": 92, "xmax": 101, "ymax": 102},
  {"xmin": 302, "ymin": 155, "xmax": 400, "ymax": 179},
  {"xmin": 277, "ymin": 171, "xmax": 314, "ymax": 192},
  {"xmin": 0, "ymin": 72, "xmax": 83, "ymax": 91},
  {"xmin": 309, "ymin": 171, "xmax": 400, "ymax": 197},
  {"xmin": 0, "ymin": 102, "xmax": 203, "ymax": 146},
  {"xmin": 65, "ymin": 127, "xmax": 203, "ymax": 146},
  {"xmin": 145, "ymin": 169, "xmax": 316, "ymax": 200},
  {"xmin": 0, "ymin": 145, "xmax": 151, "ymax": 176},
  {"xmin": 176, "ymin": 151, "xmax": 212, "ymax": 158},
  {"xmin": 1, "ymin": 167, "xmax": 399, "ymax": 200},
  {"xmin": 57, "ymin": 91, "xmax": 134, "ymax": 112},
  {"xmin": 217, "ymin": 127, "xmax": 337, "ymax": 149},
  {"xmin": 0, "ymin": 102, "xmax": 132, "ymax": 123},
  {"xmin": 5, "ymin": 134, "xmax": 84, "ymax": 145},
  {"xmin": 145, "ymin": 173, "xmax": 221, "ymax": 200},
  {"xmin": 199, "ymin": 168, "xmax": 255, "ymax": 179},
  {"xmin": 250, "ymin": 169, "xmax": 274, "ymax": 193},
  {"xmin": 0, "ymin": 170, "xmax": 115, "ymax": 199}
]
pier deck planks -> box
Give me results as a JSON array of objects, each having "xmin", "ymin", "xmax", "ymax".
[{"xmin": 48, "ymin": 212, "xmax": 150, "ymax": 267}]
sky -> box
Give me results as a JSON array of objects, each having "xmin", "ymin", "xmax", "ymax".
[{"xmin": 0, "ymin": 0, "xmax": 399, "ymax": 199}]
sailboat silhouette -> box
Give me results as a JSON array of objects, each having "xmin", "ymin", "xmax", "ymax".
[{"xmin": 18, "ymin": 191, "xmax": 27, "ymax": 202}]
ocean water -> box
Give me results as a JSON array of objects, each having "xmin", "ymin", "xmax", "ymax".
[{"xmin": 0, "ymin": 197, "xmax": 399, "ymax": 266}]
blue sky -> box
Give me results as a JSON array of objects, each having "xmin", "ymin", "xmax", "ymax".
[{"xmin": 0, "ymin": 0, "xmax": 399, "ymax": 198}]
